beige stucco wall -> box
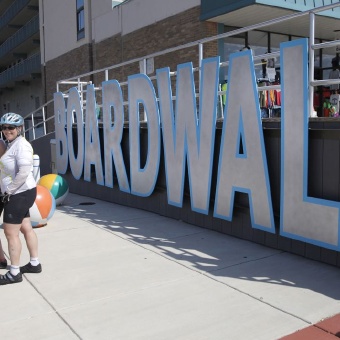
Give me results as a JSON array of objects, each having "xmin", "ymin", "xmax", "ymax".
[
  {"xmin": 40, "ymin": 0, "xmax": 200, "ymax": 63},
  {"xmin": 39, "ymin": 0, "xmax": 93, "ymax": 64}
]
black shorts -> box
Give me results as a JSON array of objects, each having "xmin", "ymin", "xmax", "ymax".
[
  {"xmin": 0, "ymin": 199, "xmax": 3, "ymax": 217},
  {"xmin": 3, "ymin": 187, "xmax": 37, "ymax": 224}
]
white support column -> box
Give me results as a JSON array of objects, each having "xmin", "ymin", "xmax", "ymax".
[
  {"xmin": 309, "ymin": 12, "xmax": 315, "ymax": 118},
  {"xmin": 199, "ymin": 43, "xmax": 203, "ymax": 88}
]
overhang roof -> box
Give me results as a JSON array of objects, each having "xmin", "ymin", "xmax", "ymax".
[{"xmin": 202, "ymin": 3, "xmax": 340, "ymax": 42}]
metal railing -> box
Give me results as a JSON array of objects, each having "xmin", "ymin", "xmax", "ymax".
[
  {"xmin": 0, "ymin": 15, "xmax": 39, "ymax": 60},
  {"xmin": 23, "ymin": 2, "xmax": 340, "ymax": 141},
  {"xmin": 0, "ymin": 0, "xmax": 31, "ymax": 32},
  {"xmin": 0, "ymin": 53, "xmax": 41, "ymax": 87}
]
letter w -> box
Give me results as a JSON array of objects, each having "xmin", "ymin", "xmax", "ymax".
[{"xmin": 157, "ymin": 57, "xmax": 219, "ymax": 213}]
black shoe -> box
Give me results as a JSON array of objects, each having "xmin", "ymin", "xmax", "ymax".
[
  {"xmin": 0, "ymin": 271, "xmax": 22, "ymax": 285},
  {"xmin": 20, "ymin": 262, "xmax": 42, "ymax": 274},
  {"xmin": 0, "ymin": 259, "xmax": 7, "ymax": 269}
]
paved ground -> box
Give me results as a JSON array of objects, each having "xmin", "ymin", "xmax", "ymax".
[{"xmin": 0, "ymin": 193, "xmax": 339, "ymax": 340}]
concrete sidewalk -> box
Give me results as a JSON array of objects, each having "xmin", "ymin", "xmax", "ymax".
[{"xmin": 0, "ymin": 193, "xmax": 339, "ymax": 340}]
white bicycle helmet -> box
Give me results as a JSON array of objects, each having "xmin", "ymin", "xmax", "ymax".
[{"xmin": 0, "ymin": 112, "xmax": 24, "ymax": 126}]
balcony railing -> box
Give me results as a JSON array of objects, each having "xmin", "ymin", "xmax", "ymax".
[
  {"xmin": 0, "ymin": 0, "xmax": 31, "ymax": 32},
  {"xmin": 0, "ymin": 15, "xmax": 39, "ymax": 60},
  {"xmin": 0, "ymin": 52, "xmax": 41, "ymax": 87}
]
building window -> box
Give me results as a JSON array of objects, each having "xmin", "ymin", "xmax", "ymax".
[{"xmin": 77, "ymin": 0, "xmax": 85, "ymax": 40}]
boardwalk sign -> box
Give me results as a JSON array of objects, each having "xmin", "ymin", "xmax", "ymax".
[{"xmin": 54, "ymin": 39, "xmax": 340, "ymax": 251}]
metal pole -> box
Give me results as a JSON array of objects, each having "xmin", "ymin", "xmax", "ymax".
[
  {"xmin": 142, "ymin": 58, "xmax": 147, "ymax": 74},
  {"xmin": 309, "ymin": 12, "xmax": 315, "ymax": 118},
  {"xmin": 31, "ymin": 114, "xmax": 36, "ymax": 140},
  {"xmin": 199, "ymin": 43, "xmax": 203, "ymax": 87},
  {"xmin": 78, "ymin": 78, "xmax": 83, "ymax": 111},
  {"xmin": 42, "ymin": 106, "xmax": 47, "ymax": 135},
  {"xmin": 218, "ymin": 83, "xmax": 224, "ymax": 119}
]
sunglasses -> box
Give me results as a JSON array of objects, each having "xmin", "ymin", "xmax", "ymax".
[{"xmin": 1, "ymin": 126, "xmax": 16, "ymax": 131}]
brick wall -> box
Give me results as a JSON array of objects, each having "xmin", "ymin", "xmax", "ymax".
[
  {"xmin": 45, "ymin": 44, "xmax": 93, "ymax": 102},
  {"xmin": 120, "ymin": 6, "xmax": 218, "ymax": 76},
  {"xmin": 44, "ymin": 44, "xmax": 93, "ymax": 131}
]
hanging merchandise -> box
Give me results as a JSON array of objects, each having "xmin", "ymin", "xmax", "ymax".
[
  {"xmin": 323, "ymin": 98, "xmax": 332, "ymax": 117},
  {"xmin": 266, "ymin": 67, "xmax": 276, "ymax": 82},
  {"xmin": 266, "ymin": 58, "xmax": 276, "ymax": 82},
  {"xmin": 221, "ymin": 80, "xmax": 228, "ymax": 107},
  {"xmin": 329, "ymin": 105, "xmax": 337, "ymax": 117},
  {"xmin": 257, "ymin": 77, "xmax": 281, "ymax": 118},
  {"xmin": 330, "ymin": 93, "xmax": 340, "ymax": 114}
]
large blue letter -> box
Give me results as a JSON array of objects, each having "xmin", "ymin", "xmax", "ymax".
[
  {"xmin": 128, "ymin": 74, "xmax": 160, "ymax": 197},
  {"xmin": 280, "ymin": 39, "xmax": 340, "ymax": 250},
  {"xmin": 102, "ymin": 80, "xmax": 130, "ymax": 192},
  {"xmin": 67, "ymin": 87, "xmax": 84, "ymax": 180},
  {"xmin": 157, "ymin": 57, "xmax": 219, "ymax": 213},
  {"xmin": 84, "ymin": 85, "xmax": 104, "ymax": 185},
  {"xmin": 214, "ymin": 50, "xmax": 275, "ymax": 232}
]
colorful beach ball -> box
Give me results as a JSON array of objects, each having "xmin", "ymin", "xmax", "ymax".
[
  {"xmin": 38, "ymin": 174, "xmax": 69, "ymax": 206},
  {"xmin": 30, "ymin": 185, "xmax": 56, "ymax": 228}
]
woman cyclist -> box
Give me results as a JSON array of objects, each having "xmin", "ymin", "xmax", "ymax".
[{"xmin": 0, "ymin": 113, "xmax": 41, "ymax": 285}]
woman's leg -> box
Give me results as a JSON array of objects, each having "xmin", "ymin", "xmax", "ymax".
[
  {"xmin": 4, "ymin": 223, "xmax": 22, "ymax": 266},
  {"xmin": 0, "ymin": 202, "xmax": 5, "ymax": 264},
  {"xmin": 0, "ymin": 239, "xmax": 6, "ymax": 260},
  {"xmin": 0, "ymin": 222, "xmax": 23, "ymax": 284},
  {"xmin": 0, "ymin": 239, "xmax": 7, "ymax": 268},
  {"xmin": 20, "ymin": 217, "xmax": 41, "ymax": 273},
  {"xmin": 21, "ymin": 217, "xmax": 38, "ymax": 258}
]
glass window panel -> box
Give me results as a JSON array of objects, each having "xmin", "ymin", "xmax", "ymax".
[
  {"xmin": 77, "ymin": 0, "xmax": 84, "ymax": 9},
  {"xmin": 78, "ymin": 10, "xmax": 84, "ymax": 31}
]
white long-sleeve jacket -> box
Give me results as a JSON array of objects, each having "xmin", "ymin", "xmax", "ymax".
[{"xmin": 0, "ymin": 136, "xmax": 36, "ymax": 195}]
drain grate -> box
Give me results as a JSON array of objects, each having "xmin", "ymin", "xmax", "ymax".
[{"xmin": 79, "ymin": 202, "xmax": 96, "ymax": 205}]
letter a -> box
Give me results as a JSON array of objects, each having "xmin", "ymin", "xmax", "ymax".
[{"xmin": 214, "ymin": 49, "xmax": 275, "ymax": 232}]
